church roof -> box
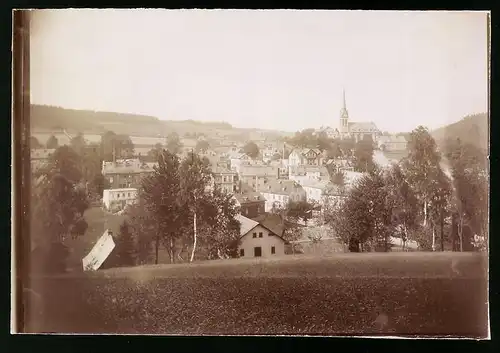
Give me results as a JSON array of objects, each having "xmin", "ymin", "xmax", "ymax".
[{"xmin": 348, "ymin": 121, "xmax": 380, "ymax": 133}]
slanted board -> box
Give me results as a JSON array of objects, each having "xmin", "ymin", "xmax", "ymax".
[{"xmin": 82, "ymin": 230, "xmax": 116, "ymax": 271}]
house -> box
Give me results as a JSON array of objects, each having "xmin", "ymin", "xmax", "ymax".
[
  {"xmin": 101, "ymin": 159, "xmax": 156, "ymax": 189},
  {"xmin": 325, "ymin": 158, "xmax": 354, "ymax": 173},
  {"xmin": 233, "ymin": 191, "xmax": 266, "ymax": 219},
  {"xmin": 260, "ymin": 179, "xmax": 307, "ymax": 212},
  {"xmin": 102, "ymin": 188, "xmax": 138, "ymax": 211},
  {"xmin": 300, "ymin": 179, "xmax": 346, "ymax": 207},
  {"xmin": 319, "ymin": 126, "xmax": 340, "ymax": 140},
  {"xmin": 377, "ymin": 135, "xmax": 408, "ymax": 152},
  {"xmin": 238, "ymin": 165, "xmax": 280, "ymax": 192},
  {"xmin": 338, "ymin": 90, "xmax": 381, "ymax": 142},
  {"xmin": 235, "ymin": 214, "xmax": 287, "ymax": 258},
  {"xmin": 288, "ymin": 165, "xmax": 330, "ymax": 185},
  {"xmin": 211, "ymin": 166, "xmax": 239, "ymax": 194},
  {"xmin": 288, "ymin": 148, "xmax": 323, "ymax": 167}
]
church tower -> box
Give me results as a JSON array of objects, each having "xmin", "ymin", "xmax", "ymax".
[{"xmin": 339, "ymin": 88, "xmax": 349, "ymax": 134}]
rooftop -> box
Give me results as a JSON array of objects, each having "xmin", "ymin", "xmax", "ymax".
[
  {"xmin": 233, "ymin": 191, "xmax": 266, "ymax": 204},
  {"xmin": 261, "ymin": 179, "xmax": 304, "ymax": 196}
]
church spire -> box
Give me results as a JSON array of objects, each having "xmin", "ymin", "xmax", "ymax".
[{"xmin": 342, "ymin": 87, "xmax": 346, "ymax": 110}]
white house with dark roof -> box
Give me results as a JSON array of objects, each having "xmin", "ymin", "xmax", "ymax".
[
  {"xmin": 339, "ymin": 89, "xmax": 381, "ymax": 142},
  {"xmin": 288, "ymin": 148, "xmax": 323, "ymax": 167},
  {"xmin": 235, "ymin": 214, "xmax": 286, "ymax": 258},
  {"xmin": 260, "ymin": 179, "xmax": 306, "ymax": 212}
]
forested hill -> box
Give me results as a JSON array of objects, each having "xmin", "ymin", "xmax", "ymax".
[
  {"xmin": 30, "ymin": 104, "xmax": 164, "ymax": 135},
  {"xmin": 431, "ymin": 113, "xmax": 488, "ymax": 152},
  {"xmin": 30, "ymin": 105, "xmax": 238, "ymax": 137}
]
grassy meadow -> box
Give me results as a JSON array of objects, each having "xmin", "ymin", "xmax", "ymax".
[{"xmin": 24, "ymin": 252, "xmax": 488, "ymax": 337}]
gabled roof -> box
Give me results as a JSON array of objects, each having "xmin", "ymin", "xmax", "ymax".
[
  {"xmin": 261, "ymin": 179, "xmax": 304, "ymax": 196},
  {"xmin": 235, "ymin": 214, "xmax": 259, "ymax": 237},
  {"xmin": 233, "ymin": 191, "xmax": 266, "ymax": 204}
]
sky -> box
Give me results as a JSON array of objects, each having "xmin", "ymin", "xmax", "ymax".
[{"xmin": 30, "ymin": 10, "xmax": 489, "ymax": 133}]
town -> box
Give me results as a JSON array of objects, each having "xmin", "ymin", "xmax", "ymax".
[
  {"xmin": 20, "ymin": 9, "xmax": 489, "ymax": 337},
  {"xmin": 29, "ymin": 90, "xmax": 487, "ymax": 271}
]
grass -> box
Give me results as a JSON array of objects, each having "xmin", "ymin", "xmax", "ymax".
[
  {"xmin": 64, "ymin": 207, "xmax": 127, "ymax": 271},
  {"xmin": 24, "ymin": 252, "xmax": 488, "ymax": 337}
]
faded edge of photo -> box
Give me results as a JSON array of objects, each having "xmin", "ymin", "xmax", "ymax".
[{"xmin": 11, "ymin": 9, "xmax": 31, "ymax": 334}]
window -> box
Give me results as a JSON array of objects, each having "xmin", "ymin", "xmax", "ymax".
[
  {"xmin": 271, "ymin": 246, "xmax": 275, "ymax": 254},
  {"xmin": 240, "ymin": 249, "xmax": 245, "ymax": 257},
  {"xmin": 253, "ymin": 232, "xmax": 257, "ymax": 238},
  {"xmin": 128, "ymin": 193, "xmax": 131, "ymax": 197},
  {"xmin": 117, "ymin": 193, "xmax": 120, "ymax": 198},
  {"xmin": 259, "ymin": 232, "xmax": 263, "ymax": 238}
]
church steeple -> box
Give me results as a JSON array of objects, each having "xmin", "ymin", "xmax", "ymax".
[
  {"xmin": 339, "ymin": 88, "xmax": 349, "ymax": 134},
  {"xmin": 342, "ymin": 87, "xmax": 346, "ymax": 110}
]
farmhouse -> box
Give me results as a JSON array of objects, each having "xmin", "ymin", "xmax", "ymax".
[{"xmin": 235, "ymin": 214, "xmax": 287, "ymax": 258}]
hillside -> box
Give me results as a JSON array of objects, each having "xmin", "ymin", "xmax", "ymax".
[
  {"xmin": 30, "ymin": 105, "xmax": 288, "ymax": 140},
  {"xmin": 431, "ymin": 113, "xmax": 488, "ymax": 153}
]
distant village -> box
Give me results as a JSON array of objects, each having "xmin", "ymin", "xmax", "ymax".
[{"xmin": 31, "ymin": 91, "xmax": 413, "ymax": 258}]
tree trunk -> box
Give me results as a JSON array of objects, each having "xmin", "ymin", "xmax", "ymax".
[
  {"xmin": 170, "ymin": 237, "xmax": 174, "ymax": 264},
  {"xmin": 190, "ymin": 210, "xmax": 197, "ymax": 263},
  {"xmin": 459, "ymin": 216, "xmax": 464, "ymax": 252},
  {"xmin": 423, "ymin": 200, "xmax": 427, "ymax": 228},
  {"xmin": 432, "ymin": 224, "xmax": 436, "ymax": 251},
  {"xmin": 155, "ymin": 234, "xmax": 159, "ymax": 265},
  {"xmin": 451, "ymin": 214, "xmax": 456, "ymax": 251},
  {"xmin": 402, "ymin": 224, "xmax": 407, "ymax": 252},
  {"xmin": 440, "ymin": 208, "xmax": 444, "ymax": 252}
]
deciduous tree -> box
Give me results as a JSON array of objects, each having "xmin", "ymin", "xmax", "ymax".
[{"xmin": 243, "ymin": 141, "xmax": 260, "ymax": 159}]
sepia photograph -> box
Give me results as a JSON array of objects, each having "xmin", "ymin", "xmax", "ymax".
[{"xmin": 13, "ymin": 9, "xmax": 489, "ymax": 337}]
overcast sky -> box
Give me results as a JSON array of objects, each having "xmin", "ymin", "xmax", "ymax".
[{"xmin": 30, "ymin": 10, "xmax": 489, "ymax": 133}]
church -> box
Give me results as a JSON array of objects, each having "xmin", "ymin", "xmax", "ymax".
[{"xmin": 338, "ymin": 90, "xmax": 381, "ymax": 142}]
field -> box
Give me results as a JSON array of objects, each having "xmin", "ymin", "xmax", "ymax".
[{"xmin": 24, "ymin": 252, "xmax": 488, "ymax": 337}]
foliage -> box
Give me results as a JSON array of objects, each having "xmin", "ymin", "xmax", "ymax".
[
  {"xmin": 141, "ymin": 149, "xmax": 183, "ymax": 264},
  {"xmin": 331, "ymin": 170, "xmax": 345, "ymax": 187},
  {"xmin": 445, "ymin": 138, "xmax": 488, "ymax": 251},
  {"xmin": 112, "ymin": 221, "xmax": 136, "ymax": 267},
  {"xmin": 125, "ymin": 198, "xmax": 156, "ymax": 265},
  {"xmin": 100, "ymin": 131, "xmax": 135, "ymax": 161},
  {"xmin": 31, "ymin": 146, "xmax": 90, "ymax": 273},
  {"xmin": 243, "ymin": 141, "xmax": 260, "ymax": 159},
  {"xmin": 402, "ymin": 126, "xmax": 442, "ymax": 227},
  {"xmin": 46, "ymin": 135, "xmax": 59, "ymax": 149},
  {"xmin": 339, "ymin": 138, "xmax": 355, "ymax": 159},
  {"xmin": 286, "ymin": 200, "xmax": 317, "ymax": 225},
  {"xmin": 30, "ymin": 136, "xmax": 42, "ymax": 148},
  {"xmin": 166, "ymin": 132, "xmax": 183, "ymax": 155},
  {"xmin": 195, "ymin": 140, "xmax": 210, "ymax": 153},
  {"xmin": 327, "ymin": 169, "xmax": 393, "ymax": 252},
  {"xmin": 145, "ymin": 143, "xmax": 163, "ymax": 162},
  {"xmin": 70, "ymin": 132, "xmax": 86, "ymax": 155},
  {"xmin": 353, "ymin": 138, "xmax": 375, "ymax": 173},
  {"xmin": 383, "ymin": 163, "xmax": 419, "ymax": 246}
]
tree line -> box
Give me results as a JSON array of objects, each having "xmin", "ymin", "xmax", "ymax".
[
  {"xmin": 285, "ymin": 129, "xmax": 376, "ymax": 173},
  {"xmin": 325, "ymin": 126, "xmax": 488, "ymax": 252},
  {"xmin": 30, "ymin": 138, "xmax": 242, "ymax": 272}
]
